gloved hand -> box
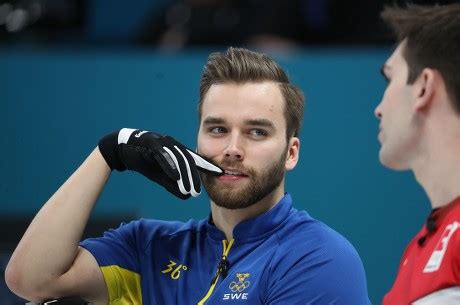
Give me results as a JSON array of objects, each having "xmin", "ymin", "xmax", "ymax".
[{"xmin": 98, "ymin": 128, "xmax": 222, "ymax": 199}]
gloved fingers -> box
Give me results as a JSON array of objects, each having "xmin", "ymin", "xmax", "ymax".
[
  {"xmin": 186, "ymin": 149, "xmax": 223, "ymax": 175},
  {"xmin": 174, "ymin": 145, "xmax": 201, "ymax": 197},
  {"xmin": 162, "ymin": 146, "xmax": 192, "ymax": 196},
  {"xmin": 139, "ymin": 147, "xmax": 190, "ymax": 200},
  {"xmin": 159, "ymin": 175, "xmax": 191, "ymax": 200},
  {"xmin": 162, "ymin": 136, "xmax": 198, "ymax": 196},
  {"xmin": 150, "ymin": 148, "xmax": 180, "ymax": 181},
  {"xmin": 159, "ymin": 135, "xmax": 222, "ymax": 197}
]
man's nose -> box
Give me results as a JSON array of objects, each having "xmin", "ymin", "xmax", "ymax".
[{"xmin": 223, "ymin": 134, "xmax": 244, "ymax": 161}]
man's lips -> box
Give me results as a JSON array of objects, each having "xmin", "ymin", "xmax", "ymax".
[
  {"xmin": 222, "ymin": 168, "xmax": 248, "ymax": 177},
  {"xmin": 215, "ymin": 168, "xmax": 250, "ymax": 181},
  {"xmin": 376, "ymin": 125, "xmax": 383, "ymax": 142},
  {"xmin": 377, "ymin": 127, "xmax": 383, "ymax": 142}
]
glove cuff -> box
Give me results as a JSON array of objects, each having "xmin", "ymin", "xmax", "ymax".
[{"xmin": 98, "ymin": 131, "xmax": 126, "ymax": 171}]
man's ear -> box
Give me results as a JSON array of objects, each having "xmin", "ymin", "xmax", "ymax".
[
  {"xmin": 413, "ymin": 68, "xmax": 436, "ymax": 112},
  {"xmin": 285, "ymin": 137, "xmax": 300, "ymax": 171}
]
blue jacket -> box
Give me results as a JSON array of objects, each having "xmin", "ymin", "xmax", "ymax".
[{"xmin": 80, "ymin": 193, "xmax": 371, "ymax": 304}]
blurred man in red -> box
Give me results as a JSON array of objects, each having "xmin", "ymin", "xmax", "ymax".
[{"xmin": 375, "ymin": 3, "xmax": 460, "ymax": 304}]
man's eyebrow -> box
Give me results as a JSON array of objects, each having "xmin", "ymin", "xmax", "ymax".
[
  {"xmin": 244, "ymin": 119, "xmax": 275, "ymax": 129},
  {"xmin": 202, "ymin": 117, "xmax": 225, "ymax": 125},
  {"xmin": 202, "ymin": 117, "xmax": 275, "ymax": 129}
]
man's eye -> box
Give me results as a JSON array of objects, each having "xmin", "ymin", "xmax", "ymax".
[
  {"xmin": 209, "ymin": 127, "xmax": 226, "ymax": 134},
  {"xmin": 249, "ymin": 129, "xmax": 268, "ymax": 138}
]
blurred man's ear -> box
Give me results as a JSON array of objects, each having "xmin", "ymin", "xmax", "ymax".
[{"xmin": 413, "ymin": 68, "xmax": 436, "ymax": 112}]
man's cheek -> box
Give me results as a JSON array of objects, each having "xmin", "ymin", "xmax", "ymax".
[
  {"xmin": 198, "ymin": 141, "xmax": 222, "ymax": 158},
  {"xmin": 197, "ymin": 147, "xmax": 218, "ymax": 163}
]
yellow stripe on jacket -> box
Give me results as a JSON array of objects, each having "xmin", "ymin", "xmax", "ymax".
[{"xmin": 101, "ymin": 265, "xmax": 142, "ymax": 305}]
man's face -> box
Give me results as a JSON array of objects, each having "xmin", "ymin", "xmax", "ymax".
[
  {"xmin": 197, "ymin": 81, "xmax": 298, "ymax": 209},
  {"xmin": 375, "ymin": 41, "xmax": 420, "ymax": 170}
]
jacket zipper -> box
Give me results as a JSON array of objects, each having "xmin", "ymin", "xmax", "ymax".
[{"xmin": 197, "ymin": 239, "xmax": 234, "ymax": 305}]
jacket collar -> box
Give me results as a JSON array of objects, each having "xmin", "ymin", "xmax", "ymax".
[{"xmin": 206, "ymin": 193, "xmax": 293, "ymax": 241}]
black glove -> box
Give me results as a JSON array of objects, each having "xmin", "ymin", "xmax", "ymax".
[{"xmin": 98, "ymin": 128, "xmax": 222, "ymax": 199}]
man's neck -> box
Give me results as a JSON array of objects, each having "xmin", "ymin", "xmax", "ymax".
[
  {"xmin": 410, "ymin": 94, "xmax": 460, "ymax": 208},
  {"xmin": 412, "ymin": 138, "xmax": 460, "ymax": 209},
  {"xmin": 210, "ymin": 187, "xmax": 285, "ymax": 240}
]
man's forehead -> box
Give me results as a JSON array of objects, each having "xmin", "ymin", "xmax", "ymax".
[
  {"xmin": 202, "ymin": 82, "xmax": 282, "ymax": 110},
  {"xmin": 199, "ymin": 81, "xmax": 286, "ymax": 126},
  {"xmin": 386, "ymin": 40, "xmax": 407, "ymax": 67}
]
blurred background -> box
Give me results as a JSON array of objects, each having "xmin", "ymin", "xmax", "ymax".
[{"xmin": 1, "ymin": 0, "xmax": 457, "ymax": 304}]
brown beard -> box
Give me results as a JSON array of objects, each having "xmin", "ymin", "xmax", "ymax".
[{"xmin": 201, "ymin": 147, "xmax": 288, "ymax": 210}]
